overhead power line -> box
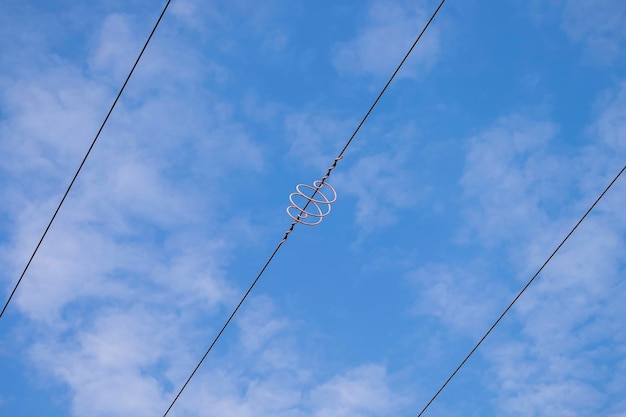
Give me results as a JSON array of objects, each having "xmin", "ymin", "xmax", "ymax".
[
  {"xmin": 161, "ymin": 1, "xmax": 447, "ymax": 416},
  {"xmin": 0, "ymin": 0, "xmax": 173, "ymax": 319},
  {"xmin": 414, "ymin": 164, "xmax": 626, "ymax": 417}
]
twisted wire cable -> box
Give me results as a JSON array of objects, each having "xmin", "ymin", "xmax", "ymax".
[
  {"xmin": 286, "ymin": 180, "xmax": 337, "ymax": 226},
  {"xmin": 161, "ymin": 1, "xmax": 447, "ymax": 415}
]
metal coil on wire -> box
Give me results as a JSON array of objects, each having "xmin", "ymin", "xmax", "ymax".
[{"xmin": 286, "ymin": 180, "xmax": 337, "ymax": 226}]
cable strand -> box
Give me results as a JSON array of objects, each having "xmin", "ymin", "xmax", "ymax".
[
  {"xmin": 415, "ymin": 164, "xmax": 626, "ymax": 417},
  {"xmin": 289, "ymin": 0, "xmax": 446, "ymax": 228},
  {"xmin": 160, "ymin": 1, "xmax": 446, "ymax": 415},
  {"xmin": 0, "ymin": 0, "xmax": 173, "ymax": 319},
  {"xmin": 162, "ymin": 240, "xmax": 287, "ymax": 417},
  {"xmin": 335, "ymin": 0, "xmax": 446, "ymax": 161}
]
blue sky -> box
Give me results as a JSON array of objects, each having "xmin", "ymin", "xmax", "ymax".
[{"xmin": 1, "ymin": 0, "xmax": 625, "ymax": 416}]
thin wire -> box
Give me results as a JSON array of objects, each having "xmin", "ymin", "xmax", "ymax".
[
  {"xmin": 161, "ymin": 1, "xmax": 447, "ymax": 415},
  {"xmin": 334, "ymin": 0, "xmax": 446, "ymax": 162},
  {"xmin": 415, "ymin": 164, "xmax": 626, "ymax": 417},
  {"xmin": 0, "ymin": 0, "xmax": 173, "ymax": 319},
  {"xmin": 162, "ymin": 240, "xmax": 286, "ymax": 417},
  {"xmin": 285, "ymin": 0, "xmax": 447, "ymax": 237}
]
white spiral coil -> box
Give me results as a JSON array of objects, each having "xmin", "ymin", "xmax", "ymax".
[{"xmin": 286, "ymin": 180, "xmax": 337, "ymax": 226}]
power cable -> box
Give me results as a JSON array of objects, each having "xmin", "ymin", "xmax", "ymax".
[
  {"xmin": 414, "ymin": 163, "xmax": 626, "ymax": 417},
  {"xmin": 0, "ymin": 0, "xmax": 173, "ymax": 319},
  {"xmin": 161, "ymin": 1, "xmax": 447, "ymax": 415}
]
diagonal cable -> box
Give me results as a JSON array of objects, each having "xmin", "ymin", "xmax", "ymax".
[
  {"xmin": 415, "ymin": 164, "xmax": 626, "ymax": 417},
  {"xmin": 161, "ymin": 1, "xmax": 447, "ymax": 415},
  {"xmin": 0, "ymin": 0, "xmax": 173, "ymax": 319}
]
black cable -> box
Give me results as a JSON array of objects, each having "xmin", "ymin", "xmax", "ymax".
[
  {"xmin": 161, "ymin": 1, "xmax": 447, "ymax": 415},
  {"xmin": 415, "ymin": 164, "xmax": 626, "ymax": 417},
  {"xmin": 0, "ymin": 0, "xmax": 172, "ymax": 319},
  {"xmin": 335, "ymin": 0, "xmax": 447, "ymax": 161},
  {"xmin": 161, "ymin": 241, "xmax": 285, "ymax": 417}
]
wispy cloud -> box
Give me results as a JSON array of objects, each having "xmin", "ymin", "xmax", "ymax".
[
  {"xmin": 306, "ymin": 364, "xmax": 408, "ymax": 417},
  {"xmin": 3, "ymin": 1, "xmax": 625, "ymax": 416},
  {"xmin": 561, "ymin": 0, "xmax": 626, "ymax": 63},
  {"xmin": 335, "ymin": 149, "xmax": 423, "ymax": 232},
  {"xmin": 409, "ymin": 263, "xmax": 509, "ymax": 336},
  {"xmin": 332, "ymin": 0, "xmax": 442, "ymax": 77},
  {"xmin": 284, "ymin": 110, "xmax": 427, "ymax": 233},
  {"xmin": 520, "ymin": 0, "xmax": 626, "ymax": 64},
  {"xmin": 595, "ymin": 82, "xmax": 626, "ymax": 152},
  {"xmin": 284, "ymin": 111, "xmax": 355, "ymax": 172},
  {"xmin": 89, "ymin": 14, "xmax": 141, "ymax": 79},
  {"xmin": 436, "ymin": 87, "xmax": 626, "ymax": 416},
  {"xmin": 0, "ymin": 6, "xmax": 264, "ymax": 416},
  {"xmin": 0, "ymin": 5, "xmax": 418, "ymax": 417},
  {"xmin": 458, "ymin": 115, "xmax": 563, "ymax": 248}
]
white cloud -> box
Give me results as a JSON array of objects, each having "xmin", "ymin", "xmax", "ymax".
[
  {"xmin": 0, "ymin": 6, "xmax": 417, "ymax": 417},
  {"xmin": 30, "ymin": 309, "xmax": 172, "ymax": 417},
  {"xmin": 89, "ymin": 14, "xmax": 140, "ymax": 79},
  {"xmin": 6, "ymin": 1, "xmax": 624, "ymax": 416},
  {"xmin": 158, "ymin": 297, "xmax": 405, "ymax": 417},
  {"xmin": 335, "ymin": 150, "xmax": 422, "ymax": 232},
  {"xmin": 561, "ymin": 0, "xmax": 626, "ymax": 63},
  {"xmin": 449, "ymin": 88, "xmax": 626, "ymax": 416},
  {"xmin": 307, "ymin": 364, "xmax": 406, "ymax": 417},
  {"xmin": 459, "ymin": 115, "xmax": 563, "ymax": 248},
  {"xmin": 167, "ymin": 0, "xmax": 289, "ymax": 58},
  {"xmin": 595, "ymin": 82, "xmax": 626, "ymax": 152},
  {"xmin": 0, "ymin": 53, "xmax": 257, "ymax": 322},
  {"xmin": 235, "ymin": 296, "xmax": 293, "ymax": 364},
  {"xmin": 332, "ymin": 0, "xmax": 442, "ymax": 77},
  {"xmin": 0, "ymin": 66, "xmax": 109, "ymax": 180},
  {"xmin": 520, "ymin": 0, "xmax": 626, "ymax": 63},
  {"xmin": 283, "ymin": 108, "xmax": 429, "ymax": 233},
  {"xmin": 174, "ymin": 361, "xmax": 404, "ymax": 417},
  {"xmin": 0, "ymin": 8, "xmax": 264, "ymax": 417},
  {"xmin": 409, "ymin": 264, "xmax": 509, "ymax": 336},
  {"xmin": 284, "ymin": 112, "xmax": 355, "ymax": 172},
  {"xmin": 284, "ymin": 111, "xmax": 407, "ymax": 231}
]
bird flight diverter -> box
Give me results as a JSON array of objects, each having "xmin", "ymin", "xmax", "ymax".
[{"xmin": 286, "ymin": 180, "xmax": 337, "ymax": 226}]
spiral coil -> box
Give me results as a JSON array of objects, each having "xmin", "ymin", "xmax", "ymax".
[
  {"xmin": 284, "ymin": 156, "xmax": 342, "ymax": 231},
  {"xmin": 286, "ymin": 180, "xmax": 337, "ymax": 226}
]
